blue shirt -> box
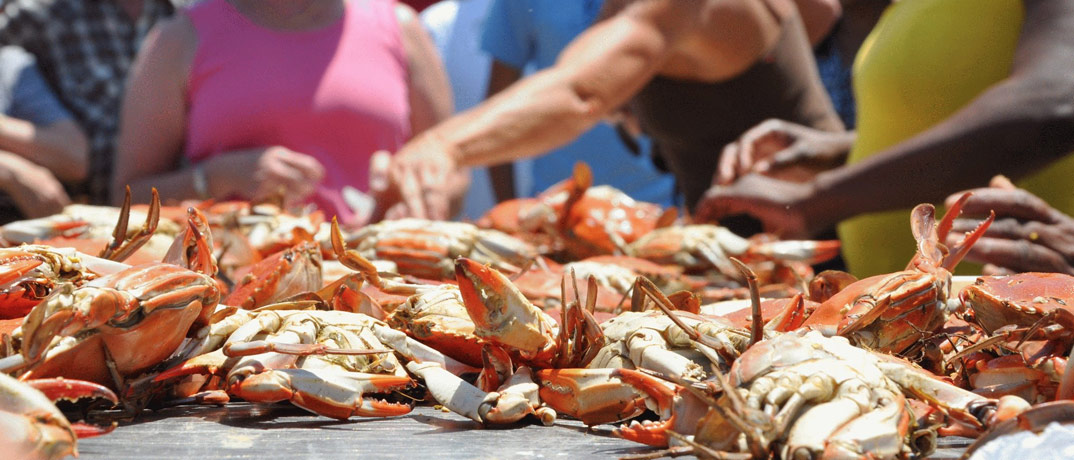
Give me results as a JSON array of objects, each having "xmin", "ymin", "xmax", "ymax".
[
  {"xmin": 480, "ymin": 0, "xmax": 676, "ymax": 206},
  {"xmin": 0, "ymin": 46, "xmax": 71, "ymax": 125}
]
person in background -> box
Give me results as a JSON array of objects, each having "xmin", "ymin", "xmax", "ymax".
[
  {"xmin": 480, "ymin": 0, "xmax": 676, "ymax": 207},
  {"xmin": 702, "ymin": 0, "xmax": 1074, "ymax": 277},
  {"xmin": 0, "ymin": 0, "xmax": 175, "ymax": 205},
  {"xmin": 112, "ymin": 0, "xmax": 459, "ymax": 227},
  {"xmin": 381, "ymin": 0, "xmax": 845, "ymax": 220},
  {"xmin": 0, "ymin": 46, "xmax": 88, "ymax": 221},
  {"xmin": 420, "ymin": 0, "xmax": 499, "ymax": 219}
]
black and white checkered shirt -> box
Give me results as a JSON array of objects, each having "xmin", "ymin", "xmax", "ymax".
[{"xmin": 0, "ymin": 0, "xmax": 174, "ymax": 203}]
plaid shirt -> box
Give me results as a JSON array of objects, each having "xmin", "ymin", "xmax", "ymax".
[{"xmin": 0, "ymin": 0, "xmax": 174, "ymax": 203}]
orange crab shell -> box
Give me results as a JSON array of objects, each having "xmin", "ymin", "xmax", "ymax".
[
  {"xmin": 960, "ymin": 272, "xmax": 1074, "ymax": 333},
  {"xmin": 224, "ymin": 242, "xmax": 322, "ymax": 309},
  {"xmin": 20, "ymin": 263, "xmax": 221, "ymax": 387}
]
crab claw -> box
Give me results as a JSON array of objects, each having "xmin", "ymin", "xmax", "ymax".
[
  {"xmin": 24, "ymin": 378, "xmax": 119, "ymax": 406},
  {"xmin": 229, "ymin": 368, "xmax": 413, "ymax": 419},
  {"xmin": 607, "ymin": 368, "xmax": 686, "ymax": 447},
  {"xmin": 24, "ymin": 378, "xmax": 119, "ymax": 439},
  {"xmin": 454, "ymin": 258, "xmax": 557, "ymax": 366},
  {"xmin": 536, "ymin": 368, "xmax": 650, "ymax": 426},
  {"xmin": 750, "ymin": 239, "xmax": 841, "ymax": 265},
  {"xmin": 21, "ymin": 285, "xmax": 131, "ymax": 361},
  {"xmin": 163, "ymin": 206, "xmax": 217, "ymax": 277},
  {"xmin": 0, "ymin": 373, "xmax": 79, "ymax": 459},
  {"xmin": 0, "ymin": 253, "xmax": 42, "ymax": 288}
]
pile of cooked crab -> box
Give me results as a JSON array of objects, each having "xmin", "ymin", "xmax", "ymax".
[{"xmin": 1, "ymin": 164, "xmax": 1072, "ymax": 460}]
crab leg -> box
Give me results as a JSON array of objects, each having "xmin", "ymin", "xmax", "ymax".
[
  {"xmin": 229, "ymin": 367, "xmax": 413, "ymax": 419},
  {"xmin": 538, "ymin": 368, "xmax": 651, "ymax": 426}
]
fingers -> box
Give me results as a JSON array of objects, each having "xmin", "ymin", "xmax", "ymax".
[
  {"xmin": 981, "ymin": 264, "xmax": 1015, "ymax": 276},
  {"xmin": 368, "ymin": 150, "xmax": 392, "ymax": 195},
  {"xmin": 277, "ymin": 149, "xmax": 326, "ymax": 183},
  {"xmin": 959, "ymin": 237, "xmax": 1073, "ymax": 275},
  {"xmin": 396, "ymin": 167, "xmax": 427, "ymax": 218},
  {"xmin": 717, "ymin": 141, "xmax": 741, "ymax": 186},
  {"xmin": 989, "ymin": 175, "xmax": 1016, "ymax": 189},
  {"xmin": 948, "ymin": 217, "xmax": 1048, "ymax": 242},
  {"xmin": 949, "ymin": 188, "xmax": 1061, "ymax": 223}
]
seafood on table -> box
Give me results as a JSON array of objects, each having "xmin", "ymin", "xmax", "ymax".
[{"xmin": 2, "ymin": 178, "xmax": 1073, "ymax": 460}]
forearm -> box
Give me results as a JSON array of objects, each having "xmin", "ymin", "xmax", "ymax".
[
  {"xmin": 0, "ymin": 115, "xmax": 88, "ymax": 181},
  {"xmin": 426, "ymin": 12, "xmax": 674, "ymax": 168},
  {"xmin": 812, "ymin": 78, "xmax": 1074, "ymax": 228},
  {"xmin": 123, "ymin": 166, "xmax": 202, "ymax": 205}
]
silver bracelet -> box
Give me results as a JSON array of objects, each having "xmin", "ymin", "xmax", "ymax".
[{"xmin": 191, "ymin": 163, "xmax": 211, "ymax": 200}]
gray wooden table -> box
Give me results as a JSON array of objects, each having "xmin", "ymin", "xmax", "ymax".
[{"xmin": 75, "ymin": 404, "xmax": 971, "ymax": 459}]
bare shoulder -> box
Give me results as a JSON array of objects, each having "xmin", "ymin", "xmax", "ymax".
[{"xmin": 141, "ymin": 12, "xmax": 199, "ymax": 71}]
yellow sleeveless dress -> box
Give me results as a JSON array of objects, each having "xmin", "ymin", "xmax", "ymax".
[{"xmin": 838, "ymin": 0, "xmax": 1074, "ymax": 276}]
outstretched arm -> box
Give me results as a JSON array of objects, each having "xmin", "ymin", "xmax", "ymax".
[{"xmin": 386, "ymin": 0, "xmax": 699, "ymax": 218}]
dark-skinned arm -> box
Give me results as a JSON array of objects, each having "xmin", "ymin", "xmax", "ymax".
[
  {"xmin": 700, "ymin": 0, "xmax": 1074, "ymax": 238},
  {"xmin": 811, "ymin": 0, "xmax": 1074, "ymax": 226}
]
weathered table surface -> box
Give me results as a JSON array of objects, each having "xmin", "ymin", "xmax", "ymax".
[{"xmin": 75, "ymin": 403, "xmax": 971, "ymax": 459}]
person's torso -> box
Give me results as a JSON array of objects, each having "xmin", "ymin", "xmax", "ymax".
[
  {"xmin": 839, "ymin": 0, "xmax": 1041, "ymax": 276},
  {"xmin": 630, "ymin": 5, "xmax": 842, "ymax": 209},
  {"xmin": 184, "ymin": 0, "xmax": 410, "ymax": 224},
  {"xmin": 0, "ymin": 0, "xmax": 174, "ymax": 203},
  {"xmin": 839, "ymin": 0, "xmax": 1074, "ymax": 277},
  {"xmin": 488, "ymin": 0, "xmax": 675, "ymax": 204}
]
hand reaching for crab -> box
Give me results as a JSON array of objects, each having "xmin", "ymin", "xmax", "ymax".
[
  {"xmin": 694, "ymin": 173, "xmax": 823, "ymax": 239},
  {"xmin": 716, "ymin": 119, "xmax": 855, "ymax": 185},
  {"xmin": 204, "ymin": 145, "xmax": 325, "ymax": 207},
  {"xmin": 945, "ymin": 175, "xmax": 1074, "ymax": 275},
  {"xmin": 376, "ymin": 133, "xmax": 463, "ymax": 220}
]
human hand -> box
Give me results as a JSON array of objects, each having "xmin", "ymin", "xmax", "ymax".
[
  {"xmin": 205, "ymin": 146, "xmax": 325, "ymax": 206},
  {"xmin": 0, "ymin": 153, "xmax": 70, "ymax": 218},
  {"xmin": 716, "ymin": 119, "xmax": 853, "ymax": 186},
  {"xmin": 378, "ymin": 134, "xmax": 457, "ymax": 220},
  {"xmin": 945, "ymin": 176, "xmax": 1074, "ymax": 275},
  {"xmin": 695, "ymin": 173, "xmax": 822, "ymax": 239}
]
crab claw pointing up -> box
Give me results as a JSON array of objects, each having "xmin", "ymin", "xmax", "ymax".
[{"xmin": 454, "ymin": 257, "xmax": 558, "ymax": 367}]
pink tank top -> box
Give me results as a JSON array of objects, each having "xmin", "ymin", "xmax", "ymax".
[{"xmin": 185, "ymin": 0, "xmax": 411, "ymax": 225}]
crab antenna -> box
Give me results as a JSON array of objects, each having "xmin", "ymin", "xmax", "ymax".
[{"xmin": 730, "ymin": 258, "xmax": 763, "ymax": 346}]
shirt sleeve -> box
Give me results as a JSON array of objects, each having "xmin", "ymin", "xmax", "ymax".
[
  {"xmin": 1, "ymin": 47, "xmax": 72, "ymax": 126},
  {"xmin": 479, "ymin": 0, "xmax": 533, "ymax": 69}
]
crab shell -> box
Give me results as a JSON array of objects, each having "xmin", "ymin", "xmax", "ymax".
[
  {"xmin": 960, "ymin": 272, "xmax": 1074, "ymax": 333},
  {"xmin": 224, "ymin": 242, "xmax": 323, "ymax": 310},
  {"xmin": 18, "ymin": 263, "xmax": 221, "ymax": 387},
  {"xmin": 386, "ymin": 285, "xmax": 485, "ymax": 368}
]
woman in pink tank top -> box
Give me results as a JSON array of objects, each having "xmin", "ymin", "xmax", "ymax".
[{"xmin": 112, "ymin": 0, "xmax": 455, "ymax": 226}]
